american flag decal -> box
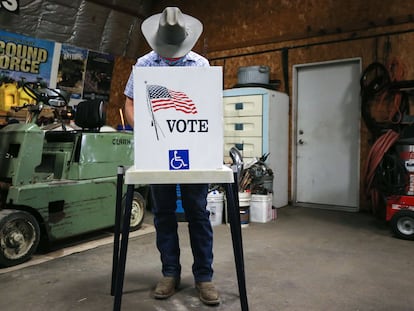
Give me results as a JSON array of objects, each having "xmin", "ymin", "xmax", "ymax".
[{"xmin": 147, "ymin": 85, "xmax": 198, "ymax": 114}]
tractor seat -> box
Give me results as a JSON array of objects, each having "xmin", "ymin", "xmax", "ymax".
[{"xmin": 74, "ymin": 99, "xmax": 106, "ymax": 131}]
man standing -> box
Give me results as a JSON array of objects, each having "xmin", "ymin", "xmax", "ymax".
[{"xmin": 123, "ymin": 7, "xmax": 220, "ymax": 306}]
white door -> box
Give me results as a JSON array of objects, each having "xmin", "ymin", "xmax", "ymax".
[{"xmin": 293, "ymin": 59, "xmax": 360, "ymax": 211}]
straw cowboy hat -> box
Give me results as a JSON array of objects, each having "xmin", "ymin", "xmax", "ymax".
[{"xmin": 141, "ymin": 7, "xmax": 203, "ymax": 58}]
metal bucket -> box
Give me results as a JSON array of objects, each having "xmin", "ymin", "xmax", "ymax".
[{"xmin": 237, "ymin": 66, "xmax": 270, "ymax": 84}]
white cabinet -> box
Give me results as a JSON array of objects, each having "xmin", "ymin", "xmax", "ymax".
[{"xmin": 223, "ymin": 87, "xmax": 289, "ymax": 208}]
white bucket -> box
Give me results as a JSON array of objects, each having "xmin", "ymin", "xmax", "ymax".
[
  {"xmin": 250, "ymin": 194, "xmax": 273, "ymax": 223},
  {"xmin": 207, "ymin": 191, "xmax": 224, "ymax": 226},
  {"xmin": 238, "ymin": 192, "xmax": 251, "ymax": 228}
]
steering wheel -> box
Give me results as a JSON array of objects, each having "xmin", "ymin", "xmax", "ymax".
[{"xmin": 22, "ymin": 82, "xmax": 68, "ymax": 107}]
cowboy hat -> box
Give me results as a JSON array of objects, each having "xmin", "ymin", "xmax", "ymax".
[{"xmin": 141, "ymin": 7, "xmax": 203, "ymax": 58}]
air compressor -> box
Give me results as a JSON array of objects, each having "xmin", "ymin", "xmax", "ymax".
[
  {"xmin": 360, "ymin": 60, "xmax": 414, "ymax": 240},
  {"xmin": 385, "ymin": 138, "xmax": 414, "ymax": 240}
]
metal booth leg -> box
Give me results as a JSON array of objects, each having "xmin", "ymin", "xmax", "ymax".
[
  {"xmin": 111, "ymin": 166, "xmax": 125, "ymax": 296},
  {"xmin": 110, "ymin": 166, "xmax": 248, "ymax": 310},
  {"xmin": 224, "ymin": 177, "xmax": 249, "ymax": 311},
  {"xmin": 113, "ymin": 183, "xmax": 135, "ymax": 311}
]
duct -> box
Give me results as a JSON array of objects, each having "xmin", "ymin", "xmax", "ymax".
[
  {"xmin": 124, "ymin": 18, "xmax": 143, "ymax": 59},
  {"xmin": 68, "ymin": 1, "xmax": 111, "ymax": 51},
  {"xmin": 87, "ymin": 0, "xmax": 147, "ymax": 18},
  {"xmin": 35, "ymin": 1, "xmax": 83, "ymax": 43},
  {"xmin": 99, "ymin": 10, "xmax": 143, "ymax": 58},
  {"xmin": 0, "ymin": 0, "xmax": 44, "ymax": 35}
]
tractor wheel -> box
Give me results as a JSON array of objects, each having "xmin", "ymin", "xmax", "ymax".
[
  {"xmin": 122, "ymin": 191, "xmax": 146, "ymax": 232},
  {"xmin": 390, "ymin": 210, "xmax": 414, "ymax": 241},
  {"xmin": 0, "ymin": 210, "xmax": 40, "ymax": 267}
]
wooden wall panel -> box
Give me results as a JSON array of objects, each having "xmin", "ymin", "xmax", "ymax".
[
  {"xmin": 153, "ymin": 0, "xmax": 414, "ymax": 53},
  {"xmin": 110, "ymin": 1, "xmax": 414, "ymax": 211},
  {"xmin": 209, "ymin": 26, "xmax": 414, "ymax": 211},
  {"xmin": 107, "ymin": 56, "xmax": 136, "ymax": 128}
]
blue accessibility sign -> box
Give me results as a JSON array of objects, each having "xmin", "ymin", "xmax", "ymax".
[{"xmin": 169, "ymin": 149, "xmax": 190, "ymax": 170}]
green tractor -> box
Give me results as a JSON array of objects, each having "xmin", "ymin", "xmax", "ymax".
[{"xmin": 0, "ymin": 83, "xmax": 146, "ymax": 267}]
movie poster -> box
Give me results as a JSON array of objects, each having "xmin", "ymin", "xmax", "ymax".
[
  {"xmin": 83, "ymin": 50, "xmax": 114, "ymax": 101},
  {"xmin": 0, "ymin": 30, "xmax": 55, "ymax": 87},
  {"xmin": 0, "ymin": 30, "xmax": 116, "ymax": 110},
  {"xmin": 0, "ymin": 30, "xmax": 56, "ymax": 109},
  {"xmin": 57, "ymin": 44, "xmax": 88, "ymax": 100}
]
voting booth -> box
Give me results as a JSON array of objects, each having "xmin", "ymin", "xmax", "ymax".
[
  {"xmin": 112, "ymin": 67, "xmax": 248, "ymax": 311},
  {"xmin": 133, "ymin": 66, "xmax": 223, "ymax": 171}
]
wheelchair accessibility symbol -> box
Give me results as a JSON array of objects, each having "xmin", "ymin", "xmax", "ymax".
[{"xmin": 169, "ymin": 149, "xmax": 190, "ymax": 170}]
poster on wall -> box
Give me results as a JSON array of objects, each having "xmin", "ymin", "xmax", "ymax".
[
  {"xmin": 0, "ymin": 30, "xmax": 55, "ymax": 86},
  {"xmin": 0, "ymin": 30, "xmax": 56, "ymax": 110},
  {"xmin": 0, "ymin": 29, "xmax": 116, "ymax": 110},
  {"xmin": 83, "ymin": 50, "xmax": 114, "ymax": 101},
  {"xmin": 57, "ymin": 44, "xmax": 88, "ymax": 100},
  {"xmin": 0, "ymin": 0, "xmax": 19, "ymax": 14}
]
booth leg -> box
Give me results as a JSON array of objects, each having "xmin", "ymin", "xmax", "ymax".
[
  {"xmin": 225, "ymin": 181, "xmax": 249, "ymax": 311},
  {"xmin": 111, "ymin": 166, "xmax": 125, "ymax": 296},
  {"xmin": 113, "ymin": 184, "xmax": 134, "ymax": 311}
]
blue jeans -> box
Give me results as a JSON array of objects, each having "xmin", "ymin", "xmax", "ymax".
[{"xmin": 150, "ymin": 183, "xmax": 213, "ymax": 283}]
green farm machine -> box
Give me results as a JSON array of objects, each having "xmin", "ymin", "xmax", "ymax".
[{"xmin": 0, "ymin": 83, "xmax": 145, "ymax": 267}]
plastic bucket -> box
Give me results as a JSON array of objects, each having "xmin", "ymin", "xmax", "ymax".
[
  {"xmin": 238, "ymin": 192, "xmax": 251, "ymax": 227},
  {"xmin": 207, "ymin": 191, "xmax": 224, "ymax": 226},
  {"xmin": 250, "ymin": 194, "xmax": 273, "ymax": 223}
]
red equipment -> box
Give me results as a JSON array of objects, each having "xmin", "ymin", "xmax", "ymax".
[{"xmin": 386, "ymin": 195, "xmax": 414, "ymax": 240}]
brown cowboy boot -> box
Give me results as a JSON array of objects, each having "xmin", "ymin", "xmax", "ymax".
[
  {"xmin": 196, "ymin": 281, "xmax": 220, "ymax": 306},
  {"xmin": 153, "ymin": 276, "xmax": 180, "ymax": 299}
]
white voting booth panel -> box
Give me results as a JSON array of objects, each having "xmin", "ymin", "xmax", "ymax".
[
  {"xmin": 126, "ymin": 66, "xmax": 233, "ymax": 184},
  {"xmin": 114, "ymin": 69, "xmax": 247, "ymax": 311}
]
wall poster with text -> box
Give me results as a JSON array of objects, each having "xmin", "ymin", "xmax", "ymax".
[
  {"xmin": 0, "ymin": 30, "xmax": 55, "ymax": 86},
  {"xmin": 0, "ymin": 30, "xmax": 56, "ymax": 109},
  {"xmin": 57, "ymin": 44, "xmax": 88, "ymax": 100},
  {"xmin": 83, "ymin": 50, "xmax": 114, "ymax": 101}
]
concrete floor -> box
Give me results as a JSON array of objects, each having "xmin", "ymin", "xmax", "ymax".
[{"xmin": 1, "ymin": 206, "xmax": 413, "ymax": 311}]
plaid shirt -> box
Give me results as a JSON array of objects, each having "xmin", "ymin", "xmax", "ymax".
[{"xmin": 124, "ymin": 51, "xmax": 210, "ymax": 99}]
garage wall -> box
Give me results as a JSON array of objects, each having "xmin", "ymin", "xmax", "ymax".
[
  {"xmin": 2, "ymin": 1, "xmax": 414, "ymax": 211},
  {"xmin": 147, "ymin": 1, "xmax": 414, "ymax": 211},
  {"xmin": 119, "ymin": 2, "xmax": 414, "ymax": 211},
  {"xmin": 215, "ymin": 30, "xmax": 414, "ymax": 211}
]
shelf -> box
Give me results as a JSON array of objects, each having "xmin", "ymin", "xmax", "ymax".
[{"xmin": 125, "ymin": 165, "xmax": 234, "ymax": 185}]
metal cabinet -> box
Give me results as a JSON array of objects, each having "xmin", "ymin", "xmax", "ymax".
[{"xmin": 223, "ymin": 87, "xmax": 289, "ymax": 208}]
